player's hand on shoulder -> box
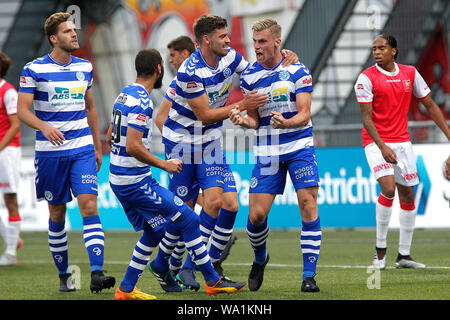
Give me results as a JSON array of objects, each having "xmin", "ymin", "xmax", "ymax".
[
  {"xmin": 42, "ymin": 124, "xmax": 65, "ymax": 146},
  {"xmin": 281, "ymin": 49, "xmax": 299, "ymax": 66},
  {"xmin": 165, "ymin": 158, "xmax": 183, "ymax": 174}
]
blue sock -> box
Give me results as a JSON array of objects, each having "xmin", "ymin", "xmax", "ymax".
[
  {"xmin": 152, "ymin": 221, "xmax": 181, "ymax": 273},
  {"xmin": 301, "ymin": 217, "xmax": 321, "ymax": 280},
  {"xmin": 169, "ymin": 240, "xmax": 186, "ymax": 271},
  {"xmin": 173, "ymin": 207, "xmax": 219, "ymax": 283},
  {"xmin": 120, "ymin": 228, "xmax": 163, "ymax": 293},
  {"xmin": 247, "ymin": 217, "xmax": 269, "ymax": 265},
  {"xmin": 82, "ymin": 216, "xmax": 104, "ymax": 272},
  {"xmin": 182, "ymin": 208, "xmax": 216, "ymax": 270},
  {"xmin": 209, "ymin": 208, "xmax": 237, "ymax": 261},
  {"xmin": 48, "ymin": 218, "xmax": 69, "ymax": 274}
]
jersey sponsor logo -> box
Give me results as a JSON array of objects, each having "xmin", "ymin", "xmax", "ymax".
[
  {"xmin": 357, "ymin": 83, "xmax": 364, "ymax": 90},
  {"xmin": 208, "ymin": 82, "xmax": 232, "ymax": 105},
  {"xmin": 147, "ymin": 214, "xmax": 167, "ymax": 229},
  {"xmin": 136, "ymin": 114, "xmax": 146, "ymax": 125},
  {"xmin": 51, "ymin": 86, "xmax": 85, "ymax": 100},
  {"xmin": 186, "ymin": 81, "xmax": 197, "ymax": 89},
  {"xmin": 267, "ymin": 86, "xmax": 288, "ymax": 103},
  {"xmin": 302, "ymin": 76, "xmax": 312, "ymax": 86},
  {"xmin": 373, "ymin": 163, "xmax": 393, "ymax": 173}
]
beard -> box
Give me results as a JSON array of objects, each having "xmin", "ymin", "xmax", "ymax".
[
  {"xmin": 154, "ymin": 67, "xmax": 164, "ymax": 89},
  {"xmin": 59, "ymin": 41, "xmax": 80, "ymax": 53}
]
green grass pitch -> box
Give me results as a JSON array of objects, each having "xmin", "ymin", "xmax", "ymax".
[{"xmin": 1, "ymin": 228, "xmax": 449, "ymax": 301}]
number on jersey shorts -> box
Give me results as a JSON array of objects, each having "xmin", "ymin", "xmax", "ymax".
[
  {"xmin": 34, "ymin": 149, "xmax": 98, "ymax": 205},
  {"xmin": 249, "ymin": 147, "xmax": 320, "ymax": 194},
  {"xmin": 364, "ymin": 141, "xmax": 419, "ymax": 186},
  {"xmin": 164, "ymin": 143, "xmax": 236, "ymax": 202},
  {"xmin": 0, "ymin": 146, "xmax": 21, "ymax": 193},
  {"xmin": 109, "ymin": 175, "xmax": 192, "ymax": 232}
]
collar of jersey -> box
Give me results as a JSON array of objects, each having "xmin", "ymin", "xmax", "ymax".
[
  {"xmin": 197, "ymin": 47, "xmax": 226, "ymax": 73},
  {"xmin": 46, "ymin": 53, "xmax": 73, "ymax": 67},
  {"xmin": 259, "ymin": 56, "xmax": 285, "ymax": 71},
  {"xmin": 375, "ymin": 62, "xmax": 399, "ymax": 77}
]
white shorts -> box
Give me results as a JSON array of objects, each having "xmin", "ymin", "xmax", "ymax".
[
  {"xmin": 364, "ymin": 141, "xmax": 419, "ymax": 186},
  {"xmin": 0, "ymin": 146, "xmax": 21, "ymax": 194}
]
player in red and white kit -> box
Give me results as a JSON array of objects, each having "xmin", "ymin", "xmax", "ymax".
[
  {"xmin": 355, "ymin": 34, "xmax": 450, "ymax": 269},
  {"xmin": 0, "ymin": 51, "xmax": 23, "ymax": 266}
]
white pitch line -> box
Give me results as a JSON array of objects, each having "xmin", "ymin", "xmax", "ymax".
[{"xmin": 19, "ymin": 260, "xmax": 450, "ymax": 269}]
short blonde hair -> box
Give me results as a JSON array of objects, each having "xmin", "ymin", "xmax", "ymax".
[
  {"xmin": 252, "ymin": 18, "xmax": 281, "ymax": 39},
  {"xmin": 44, "ymin": 12, "xmax": 72, "ymax": 46}
]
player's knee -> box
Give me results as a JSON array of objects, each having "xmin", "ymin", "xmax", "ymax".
[
  {"xmin": 299, "ymin": 198, "xmax": 317, "ymax": 218},
  {"xmin": 249, "ymin": 210, "xmax": 266, "ymax": 225},
  {"xmin": 78, "ymin": 198, "xmax": 98, "ymax": 217},
  {"xmin": 222, "ymin": 198, "xmax": 239, "ymax": 212},
  {"xmin": 204, "ymin": 196, "xmax": 223, "ymax": 214}
]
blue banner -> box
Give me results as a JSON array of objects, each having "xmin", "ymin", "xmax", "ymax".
[{"xmin": 67, "ymin": 147, "xmax": 380, "ymax": 230}]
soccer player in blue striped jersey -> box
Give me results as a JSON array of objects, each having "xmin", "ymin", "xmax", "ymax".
[
  {"xmin": 157, "ymin": 15, "xmax": 269, "ymax": 288},
  {"xmin": 229, "ymin": 18, "xmax": 322, "ymax": 293},
  {"xmin": 156, "ymin": 15, "xmax": 299, "ymax": 290},
  {"xmin": 17, "ymin": 12, "xmax": 115, "ymax": 293},
  {"xmin": 108, "ymin": 48, "xmax": 246, "ymax": 299}
]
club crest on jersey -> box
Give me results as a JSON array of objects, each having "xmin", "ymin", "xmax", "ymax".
[
  {"xmin": 403, "ymin": 80, "xmax": 411, "ymax": 92},
  {"xmin": 76, "ymin": 71, "xmax": 85, "ymax": 81},
  {"xmin": 223, "ymin": 67, "xmax": 232, "ymax": 78},
  {"xmin": 279, "ymin": 71, "xmax": 290, "ymax": 81}
]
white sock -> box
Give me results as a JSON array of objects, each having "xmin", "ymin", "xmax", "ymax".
[
  {"xmin": 399, "ymin": 208, "xmax": 416, "ymax": 256},
  {"xmin": 0, "ymin": 218, "xmax": 7, "ymax": 242},
  {"xmin": 376, "ymin": 193, "xmax": 393, "ymax": 249},
  {"xmin": 6, "ymin": 221, "xmax": 21, "ymax": 256}
]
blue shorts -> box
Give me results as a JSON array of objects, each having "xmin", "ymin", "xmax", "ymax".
[
  {"xmin": 110, "ymin": 175, "xmax": 192, "ymax": 232},
  {"xmin": 165, "ymin": 143, "xmax": 237, "ymax": 202},
  {"xmin": 250, "ymin": 148, "xmax": 320, "ymax": 194},
  {"xmin": 35, "ymin": 150, "xmax": 98, "ymax": 205}
]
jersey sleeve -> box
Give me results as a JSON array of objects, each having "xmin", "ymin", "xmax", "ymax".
[
  {"xmin": 87, "ymin": 66, "xmax": 94, "ymax": 90},
  {"xmin": 354, "ymin": 73, "xmax": 373, "ymax": 103},
  {"xmin": 18, "ymin": 64, "xmax": 37, "ymax": 94},
  {"xmin": 293, "ymin": 65, "xmax": 313, "ymax": 94},
  {"xmin": 176, "ymin": 63, "xmax": 205, "ymax": 100},
  {"xmin": 128, "ymin": 98, "xmax": 152, "ymax": 133},
  {"xmin": 234, "ymin": 50, "xmax": 250, "ymax": 74},
  {"xmin": 164, "ymin": 78, "xmax": 177, "ymax": 102},
  {"xmin": 239, "ymin": 72, "xmax": 253, "ymax": 96},
  {"xmin": 3, "ymin": 88, "xmax": 18, "ymax": 115},
  {"xmin": 412, "ymin": 68, "xmax": 431, "ymax": 99}
]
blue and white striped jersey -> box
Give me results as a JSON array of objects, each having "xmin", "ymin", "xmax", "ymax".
[
  {"xmin": 109, "ymin": 83, "xmax": 153, "ymax": 186},
  {"xmin": 19, "ymin": 54, "xmax": 94, "ymax": 157},
  {"xmin": 162, "ymin": 47, "xmax": 249, "ymax": 148},
  {"xmin": 240, "ymin": 59, "xmax": 314, "ymax": 161}
]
